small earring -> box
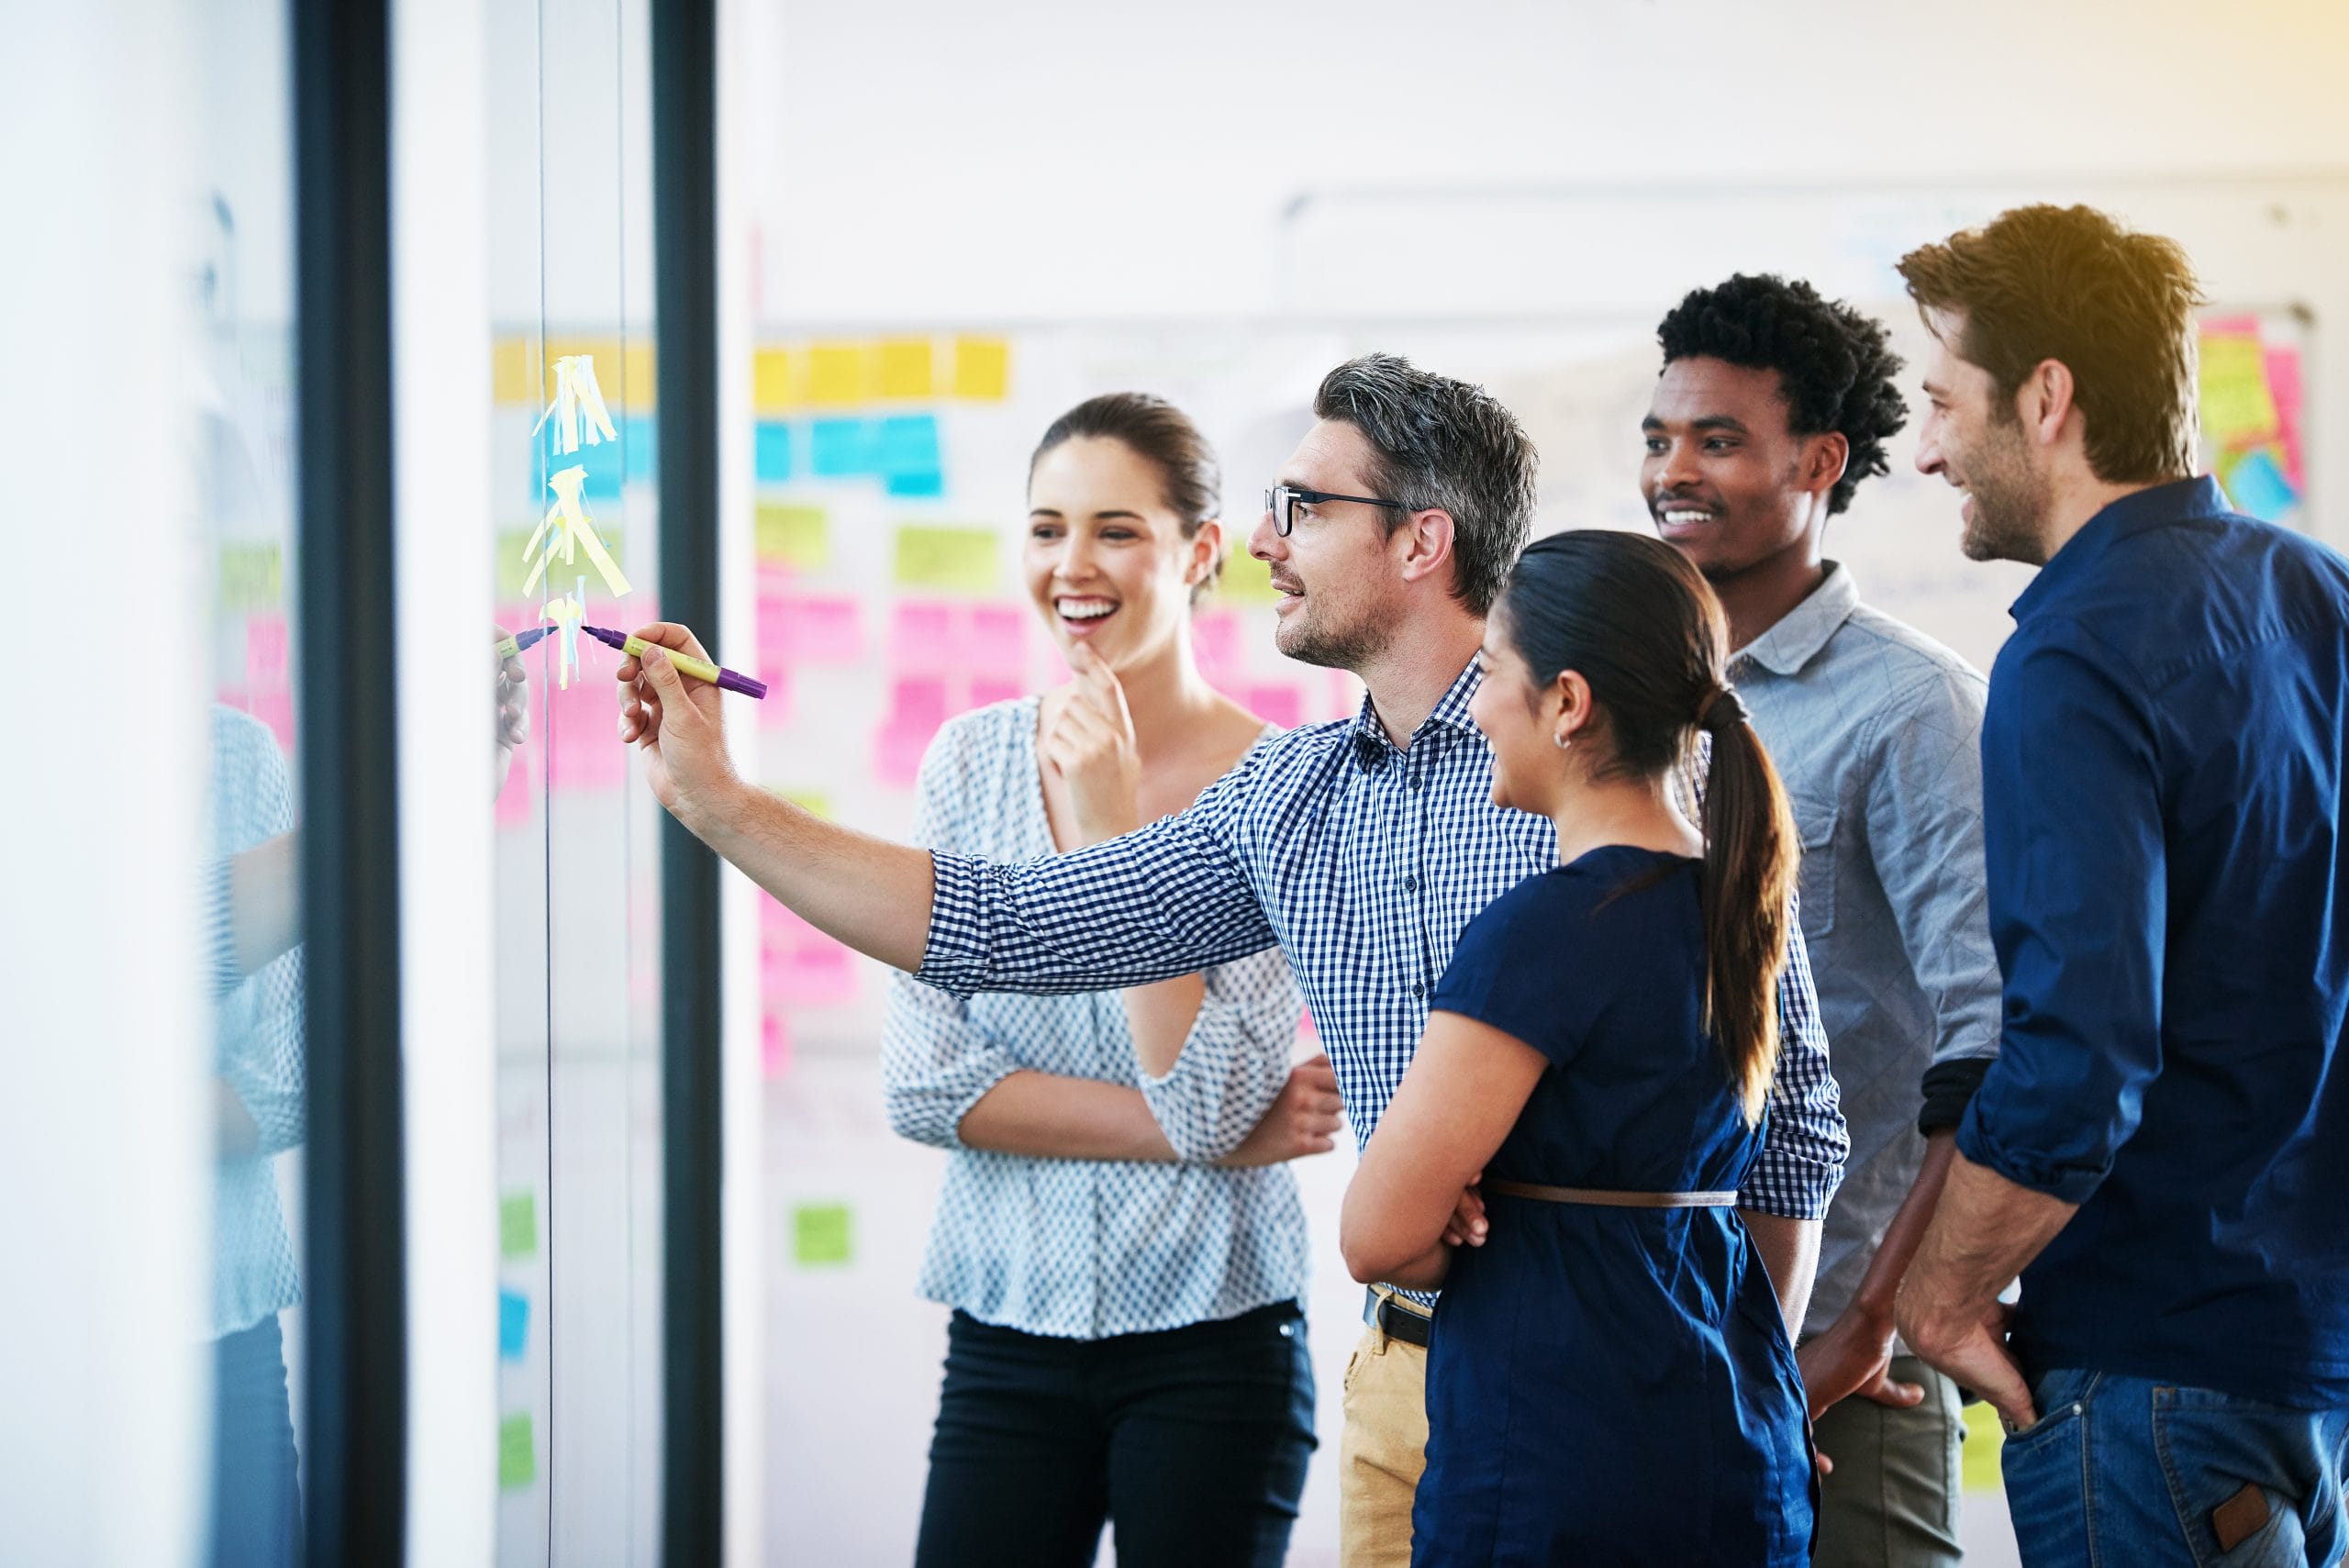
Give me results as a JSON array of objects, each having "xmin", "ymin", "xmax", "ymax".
[{"xmin": 1553, "ymin": 733, "xmax": 1573, "ymax": 751}]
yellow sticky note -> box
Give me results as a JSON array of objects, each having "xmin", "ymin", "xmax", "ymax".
[
  {"xmin": 768, "ymin": 786, "xmax": 832, "ymax": 818},
  {"xmin": 2199, "ymin": 333, "xmax": 2278, "ymax": 443},
  {"xmin": 756, "ymin": 504, "xmax": 830, "ymax": 570},
  {"xmin": 622, "ymin": 340, "xmax": 656, "ymax": 413},
  {"xmin": 492, "ymin": 338, "xmax": 536, "ymax": 405},
  {"xmin": 498, "ymin": 1413, "xmax": 536, "ymax": 1490},
  {"xmin": 894, "ymin": 525, "xmax": 1000, "ymax": 592},
  {"xmin": 807, "ymin": 342, "xmax": 871, "ymax": 407},
  {"xmin": 877, "ymin": 339, "xmax": 935, "ymax": 399},
  {"xmin": 752, "ymin": 348, "xmax": 796, "ymax": 414},
  {"xmin": 1960, "ymin": 1400, "xmax": 2006, "ymax": 1494},
  {"xmin": 952, "ymin": 336, "xmax": 1010, "ymax": 400},
  {"xmin": 1214, "ymin": 545, "xmax": 1280, "ymax": 606},
  {"xmin": 218, "ymin": 543, "xmax": 285, "ymax": 612}
]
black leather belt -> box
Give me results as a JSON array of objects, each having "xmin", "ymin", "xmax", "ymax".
[{"xmin": 1364, "ymin": 1288, "xmax": 1431, "ymax": 1348}]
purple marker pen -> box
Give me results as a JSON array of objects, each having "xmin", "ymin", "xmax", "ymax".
[{"xmin": 581, "ymin": 625, "xmax": 768, "ymax": 698}]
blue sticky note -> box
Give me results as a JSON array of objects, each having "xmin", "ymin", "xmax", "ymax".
[
  {"xmin": 753, "ymin": 421, "xmax": 795, "ymax": 484},
  {"xmin": 623, "ymin": 414, "xmax": 657, "ymax": 485},
  {"xmin": 2228, "ymin": 448, "xmax": 2298, "ymax": 521},
  {"xmin": 809, "ymin": 417, "xmax": 873, "ymax": 478},
  {"xmin": 500, "ymin": 1289, "xmax": 529, "ymax": 1360},
  {"xmin": 886, "ymin": 469, "xmax": 946, "ymax": 498},
  {"xmin": 536, "ymin": 429, "xmax": 626, "ymax": 506},
  {"xmin": 873, "ymin": 413, "xmax": 941, "ymax": 479}
]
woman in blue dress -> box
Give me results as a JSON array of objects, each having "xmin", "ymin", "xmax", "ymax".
[{"xmin": 1341, "ymin": 528, "xmax": 1816, "ymax": 1566}]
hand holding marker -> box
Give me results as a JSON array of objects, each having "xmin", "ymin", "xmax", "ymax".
[{"xmin": 582, "ymin": 625, "xmax": 767, "ymax": 699}]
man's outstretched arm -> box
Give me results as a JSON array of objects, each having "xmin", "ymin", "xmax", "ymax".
[
  {"xmin": 618, "ymin": 623, "xmax": 1275, "ymax": 991},
  {"xmin": 621, "ymin": 625, "xmax": 937, "ymax": 970}
]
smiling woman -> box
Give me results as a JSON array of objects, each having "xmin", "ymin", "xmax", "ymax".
[{"xmin": 873, "ymin": 393, "xmax": 1335, "ymax": 1568}]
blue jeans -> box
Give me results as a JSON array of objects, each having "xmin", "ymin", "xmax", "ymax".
[
  {"xmin": 209, "ymin": 1313, "xmax": 303, "ymax": 1568},
  {"xmin": 2001, "ymin": 1366, "xmax": 2349, "ymax": 1567}
]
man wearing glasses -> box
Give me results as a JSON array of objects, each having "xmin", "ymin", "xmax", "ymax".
[{"xmin": 619, "ymin": 354, "xmax": 1848, "ymax": 1568}]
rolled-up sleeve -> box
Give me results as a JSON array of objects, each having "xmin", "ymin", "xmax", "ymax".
[
  {"xmin": 918, "ymin": 751, "xmax": 1279, "ymax": 999},
  {"xmin": 1745, "ymin": 912, "xmax": 1848, "ymax": 1218},
  {"xmin": 1136, "ymin": 948, "xmax": 1301, "ymax": 1163},
  {"xmin": 1959, "ymin": 631, "xmax": 2165, "ymax": 1205},
  {"xmin": 881, "ymin": 722, "xmax": 1026, "ymax": 1149}
]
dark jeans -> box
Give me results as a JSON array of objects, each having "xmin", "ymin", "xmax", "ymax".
[
  {"xmin": 913, "ymin": 1300, "xmax": 1318, "ymax": 1568},
  {"xmin": 210, "ymin": 1312, "xmax": 304, "ymax": 1568}
]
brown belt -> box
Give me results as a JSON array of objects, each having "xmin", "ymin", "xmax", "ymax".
[{"xmin": 1484, "ymin": 1178, "xmax": 1739, "ymax": 1208}]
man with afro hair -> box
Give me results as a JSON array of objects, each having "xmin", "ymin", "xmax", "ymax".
[{"xmin": 1642, "ymin": 274, "xmax": 2003, "ymax": 1567}]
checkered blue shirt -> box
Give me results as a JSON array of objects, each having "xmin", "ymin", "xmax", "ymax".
[
  {"xmin": 884, "ymin": 699, "xmax": 1311, "ymax": 1339},
  {"xmin": 921, "ymin": 659, "xmax": 1847, "ymax": 1232},
  {"xmin": 204, "ymin": 706, "xmax": 306, "ymax": 1339}
]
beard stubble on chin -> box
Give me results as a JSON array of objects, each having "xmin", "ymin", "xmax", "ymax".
[{"xmin": 1275, "ymin": 604, "xmax": 1392, "ymax": 673}]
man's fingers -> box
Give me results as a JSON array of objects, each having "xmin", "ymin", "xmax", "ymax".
[
  {"xmin": 615, "ymin": 620, "xmax": 713, "ymax": 680},
  {"xmin": 1861, "ymin": 1374, "xmax": 1928, "ymax": 1409},
  {"xmin": 1814, "ymin": 1451, "xmax": 1834, "ymax": 1477}
]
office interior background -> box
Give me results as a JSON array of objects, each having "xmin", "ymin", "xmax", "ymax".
[{"xmin": 6, "ymin": 0, "xmax": 2348, "ymax": 1562}]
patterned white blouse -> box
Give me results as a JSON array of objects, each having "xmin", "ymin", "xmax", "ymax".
[{"xmin": 882, "ymin": 697, "xmax": 1310, "ymax": 1340}]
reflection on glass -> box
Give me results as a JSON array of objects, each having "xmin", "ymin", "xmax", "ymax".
[{"xmin": 195, "ymin": 3, "xmax": 307, "ymax": 1557}]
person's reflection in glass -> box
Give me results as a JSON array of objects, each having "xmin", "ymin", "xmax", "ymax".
[{"xmin": 204, "ymin": 704, "xmax": 306, "ymax": 1568}]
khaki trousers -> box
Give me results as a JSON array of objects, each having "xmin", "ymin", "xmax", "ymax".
[
  {"xmin": 1337, "ymin": 1291, "xmax": 1431, "ymax": 1568},
  {"xmin": 1810, "ymin": 1354, "xmax": 1965, "ymax": 1568}
]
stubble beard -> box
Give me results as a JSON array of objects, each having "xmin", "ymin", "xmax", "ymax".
[
  {"xmin": 1276, "ymin": 600, "xmax": 1392, "ymax": 673},
  {"xmin": 1959, "ymin": 427, "xmax": 2053, "ymax": 567}
]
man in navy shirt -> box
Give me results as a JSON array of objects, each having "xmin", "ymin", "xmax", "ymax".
[{"xmin": 1892, "ymin": 203, "xmax": 2349, "ymax": 1567}]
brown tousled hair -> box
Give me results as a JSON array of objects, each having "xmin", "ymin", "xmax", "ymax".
[
  {"xmin": 1497, "ymin": 530, "xmax": 1798, "ymax": 1125},
  {"xmin": 1030, "ymin": 393, "xmax": 1223, "ymax": 604},
  {"xmin": 1896, "ymin": 204, "xmax": 2206, "ymax": 485}
]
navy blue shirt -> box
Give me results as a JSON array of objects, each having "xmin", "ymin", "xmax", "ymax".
[{"xmin": 1958, "ymin": 476, "xmax": 2349, "ymax": 1408}]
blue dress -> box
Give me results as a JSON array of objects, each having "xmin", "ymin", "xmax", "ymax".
[{"xmin": 1412, "ymin": 846, "xmax": 1815, "ymax": 1567}]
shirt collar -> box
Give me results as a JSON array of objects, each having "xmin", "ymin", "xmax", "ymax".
[
  {"xmin": 1351, "ymin": 655, "xmax": 1485, "ymax": 753},
  {"xmin": 1732, "ymin": 562, "xmax": 1861, "ymax": 677},
  {"xmin": 2010, "ymin": 475, "xmax": 2228, "ymax": 623}
]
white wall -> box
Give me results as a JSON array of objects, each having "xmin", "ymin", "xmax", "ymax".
[{"xmin": 746, "ymin": 0, "xmax": 2349, "ymax": 323}]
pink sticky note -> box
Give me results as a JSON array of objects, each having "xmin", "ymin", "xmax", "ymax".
[
  {"xmin": 754, "ymin": 662, "xmax": 794, "ymax": 728},
  {"xmin": 762, "ymin": 1012, "xmax": 793, "ymax": 1079},
  {"xmin": 545, "ymin": 667, "xmax": 627, "ymax": 791},
  {"xmin": 1243, "ymin": 682, "xmax": 1305, "ymax": 731},
  {"xmin": 496, "ymin": 749, "xmax": 534, "ymax": 827},
  {"xmin": 892, "ymin": 601, "xmax": 961, "ymax": 671},
  {"xmin": 1298, "ymin": 1006, "xmax": 1317, "ymax": 1040},
  {"xmin": 874, "ymin": 728, "xmax": 927, "ymax": 788},
  {"xmin": 889, "ymin": 676, "xmax": 951, "ymax": 735},
  {"xmin": 761, "ymin": 593, "xmax": 863, "ymax": 664},
  {"xmin": 2266, "ymin": 345, "xmax": 2306, "ymax": 486},
  {"xmin": 784, "ymin": 940, "xmax": 859, "ymax": 1006},
  {"xmin": 1193, "ymin": 612, "xmax": 1242, "ymax": 684},
  {"xmin": 969, "ymin": 677, "xmax": 1022, "ymax": 711},
  {"xmin": 247, "ymin": 689, "xmax": 296, "ymax": 756},
  {"xmin": 966, "ymin": 605, "xmax": 1029, "ymax": 673},
  {"xmin": 245, "ymin": 615, "xmax": 290, "ymax": 695}
]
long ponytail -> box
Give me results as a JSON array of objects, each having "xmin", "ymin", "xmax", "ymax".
[
  {"xmin": 1695, "ymin": 690, "xmax": 1798, "ymax": 1127},
  {"xmin": 1496, "ymin": 531, "xmax": 1799, "ymax": 1127}
]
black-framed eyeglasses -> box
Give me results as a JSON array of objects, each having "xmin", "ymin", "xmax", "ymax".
[{"xmin": 1264, "ymin": 484, "xmax": 1409, "ymax": 537}]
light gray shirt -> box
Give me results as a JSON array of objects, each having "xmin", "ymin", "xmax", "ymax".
[{"xmin": 1732, "ymin": 562, "xmax": 2001, "ymax": 1338}]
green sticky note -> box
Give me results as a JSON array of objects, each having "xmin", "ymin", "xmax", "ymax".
[
  {"xmin": 1214, "ymin": 545, "xmax": 1279, "ymax": 606},
  {"xmin": 497, "ymin": 527, "xmax": 629, "ymax": 599},
  {"xmin": 793, "ymin": 1203, "xmax": 853, "ymax": 1266},
  {"xmin": 892, "ymin": 525, "xmax": 999, "ymax": 593},
  {"xmin": 1959, "ymin": 1399, "xmax": 2005, "ymax": 1493},
  {"xmin": 499, "ymin": 1192, "xmax": 538, "ymax": 1259},
  {"xmin": 756, "ymin": 503, "xmax": 830, "ymax": 571},
  {"xmin": 498, "ymin": 1412, "xmax": 536, "ymax": 1490},
  {"xmin": 218, "ymin": 543, "xmax": 285, "ymax": 612}
]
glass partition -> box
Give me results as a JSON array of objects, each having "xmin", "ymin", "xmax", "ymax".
[{"xmin": 485, "ymin": 0, "xmax": 664, "ymax": 1560}]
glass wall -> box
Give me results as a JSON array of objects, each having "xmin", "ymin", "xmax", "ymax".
[{"xmin": 484, "ymin": 0, "xmax": 665, "ymax": 1561}]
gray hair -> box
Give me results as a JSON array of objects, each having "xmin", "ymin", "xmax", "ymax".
[{"xmin": 1312, "ymin": 353, "xmax": 1538, "ymax": 615}]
